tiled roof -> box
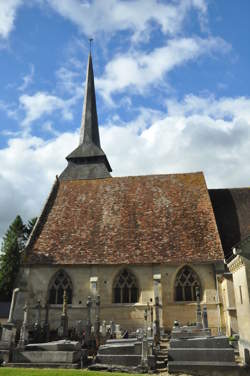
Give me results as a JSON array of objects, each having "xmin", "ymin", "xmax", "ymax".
[
  {"xmin": 25, "ymin": 172, "xmax": 223, "ymax": 265},
  {"xmin": 209, "ymin": 188, "xmax": 250, "ymax": 258}
]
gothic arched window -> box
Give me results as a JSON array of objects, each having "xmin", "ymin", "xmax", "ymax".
[
  {"xmin": 113, "ymin": 269, "xmax": 139, "ymax": 303},
  {"xmin": 48, "ymin": 270, "xmax": 73, "ymax": 305},
  {"xmin": 175, "ymin": 266, "xmax": 201, "ymax": 302}
]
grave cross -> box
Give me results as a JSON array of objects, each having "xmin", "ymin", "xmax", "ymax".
[{"xmin": 195, "ymin": 286, "xmax": 203, "ymax": 329}]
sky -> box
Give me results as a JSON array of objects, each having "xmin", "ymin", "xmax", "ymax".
[{"xmin": 0, "ymin": 0, "xmax": 250, "ymax": 240}]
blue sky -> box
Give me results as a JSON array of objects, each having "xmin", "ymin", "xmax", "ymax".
[{"xmin": 1, "ymin": 0, "xmax": 250, "ymax": 238}]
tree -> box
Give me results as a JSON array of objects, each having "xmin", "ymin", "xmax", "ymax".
[
  {"xmin": 24, "ymin": 217, "xmax": 37, "ymax": 241},
  {"xmin": 0, "ymin": 215, "xmax": 37, "ymax": 301}
]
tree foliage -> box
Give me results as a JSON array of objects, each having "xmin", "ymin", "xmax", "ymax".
[{"xmin": 0, "ymin": 215, "xmax": 37, "ymax": 301}]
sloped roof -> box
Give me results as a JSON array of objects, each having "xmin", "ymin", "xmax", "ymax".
[
  {"xmin": 25, "ymin": 172, "xmax": 223, "ymax": 265},
  {"xmin": 209, "ymin": 188, "xmax": 250, "ymax": 259}
]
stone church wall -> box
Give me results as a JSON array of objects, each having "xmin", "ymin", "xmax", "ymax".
[{"xmin": 19, "ymin": 262, "xmax": 220, "ymax": 333}]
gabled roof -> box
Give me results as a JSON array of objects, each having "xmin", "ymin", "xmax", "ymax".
[{"xmin": 25, "ymin": 172, "xmax": 224, "ymax": 265}]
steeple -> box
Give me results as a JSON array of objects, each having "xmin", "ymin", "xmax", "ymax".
[{"xmin": 60, "ymin": 52, "xmax": 112, "ymax": 180}]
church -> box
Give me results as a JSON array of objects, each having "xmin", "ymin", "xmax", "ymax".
[{"xmin": 16, "ymin": 53, "xmax": 250, "ymax": 342}]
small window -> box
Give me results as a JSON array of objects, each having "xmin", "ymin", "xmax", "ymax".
[
  {"xmin": 113, "ymin": 269, "xmax": 139, "ymax": 303},
  {"xmin": 175, "ymin": 266, "xmax": 201, "ymax": 301},
  {"xmin": 48, "ymin": 270, "xmax": 73, "ymax": 304}
]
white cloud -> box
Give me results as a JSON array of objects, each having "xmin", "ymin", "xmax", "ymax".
[
  {"xmin": 19, "ymin": 91, "xmax": 79, "ymax": 127},
  {"xmin": 96, "ymin": 37, "xmax": 230, "ymax": 102},
  {"xmin": 45, "ymin": 0, "xmax": 207, "ymax": 41},
  {"xmin": 2, "ymin": 94, "xmax": 250, "ymax": 239},
  {"xmin": 0, "ymin": 0, "xmax": 23, "ymax": 39},
  {"xmin": 56, "ymin": 66, "xmax": 81, "ymax": 95},
  {"xmin": 18, "ymin": 64, "xmax": 35, "ymax": 91},
  {"xmin": 0, "ymin": 132, "xmax": 77, "ymax": 240}
]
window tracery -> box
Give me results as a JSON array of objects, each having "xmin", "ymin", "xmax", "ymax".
[
  {"xmin": 48, "ymin": 270, "xmax": 73, "ymax": 304},
  {"xmin": 113, "ymin": 269, "xmax": 139, "ymax": 303},
  {"xmin": 175, "ymin": 266, "xmax": 201, "ymax": 301}
]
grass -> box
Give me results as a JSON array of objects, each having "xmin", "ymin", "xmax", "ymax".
[{"xmin": 0, "ymin": 370, "xmax": 135, "ymax": 376}]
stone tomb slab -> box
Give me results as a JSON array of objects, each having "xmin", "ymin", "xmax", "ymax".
[
  {"xmin": 25, "ymin": 340, "xmax": 81, "ymax": 352},
  {"xmin": 168, "ymin": 348, "xmax": 235, "ymax": 363},
  {"xmin": 171, "ymin": 327, "xmax": 211, "ymax": 339},
  {"xmin": 168, "ymin": 361, "xmax": 240, "ymax": 374},
  {"xmin": 12, "ymin": 350, "xmax": 82, "ymax": 364},
  {"xmin": 170, "ymin": 336, "xmax": 230, "ymax": 349}
]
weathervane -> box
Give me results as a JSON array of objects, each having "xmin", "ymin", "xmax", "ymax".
[{"xmin": 89, "ymin": 38, "xmax": 94, "ymax": 53}]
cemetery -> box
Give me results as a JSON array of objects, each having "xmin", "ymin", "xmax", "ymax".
[
  {"xmin": 0, "ymin": 286, "xmax": 249, "ymax": 375},
  {"xmin": 1, "ymin": 14, "xmax": 250, "ymax": 376}
]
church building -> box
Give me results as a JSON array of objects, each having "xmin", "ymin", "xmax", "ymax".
[{"xmin": 16, "ymin": 53, "xmax": 250, "ymax": 335}]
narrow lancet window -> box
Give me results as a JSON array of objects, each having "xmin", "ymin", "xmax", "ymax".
[
  {"xmin": 113, "ymin": 269, "xmax": 139, "ymax": 303},
  {"xmin": 175, "ymin": 266, "xmax": 201, "ymax": 301},
  {"xmin": 48, "ymin": 270, "xmax": 73, "ymax": 304}
]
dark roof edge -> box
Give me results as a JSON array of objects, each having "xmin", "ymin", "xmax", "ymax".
[
  {"xmin": 209, "ymin": 187, "xmax": 250, "ymax": 191},
  {"xmin": 23, "ymin": 177, "xmax": 60, "ymax": 263}
]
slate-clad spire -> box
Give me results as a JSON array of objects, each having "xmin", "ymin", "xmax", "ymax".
[
  {"xmin": 79, "ymin": 53, "xmax": 100, "ymax": 147},
  {"xmin": 60, "ymin": 53, "xmax": 112, "ymax": 180}
]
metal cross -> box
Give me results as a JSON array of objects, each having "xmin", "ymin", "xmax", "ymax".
[{"xmin": 89, "ymin": 38, "xmax": 94, "ymax": 53}]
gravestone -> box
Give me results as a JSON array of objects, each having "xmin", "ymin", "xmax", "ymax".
[
  {"xmin": 12, "ymin": 340, "xmax": 87, "ymax": 368},
  {"xmin": 18, "ymin": 303, "xmax": 29, "ymax": 349},
  {"xmin": 195, "ymin": 286, "xmax": 202, "ymax": 329},
  {"xmin": 154, "ymin": 296, "xmax": 160, "ymax": 345},
  {"xmin": 94, "ymin": 295, "xmax": 100, "ymax": 345},
  {"xmin": 13, "ymin": 290, "xmax": 28, "ymax": 323},
  {"xmin": 60, "ymin": 290, "xmax": 68, "ymax": 339},
  {"xmin": 33, "ymin": 300, "xmax": 42, "ymax": 342},
  {"xmin": 85, "ymin": 296, "xmax": 92, "ymax": 345},
  {"xmin": 43, "ymin": 301, "xmax": 50, "ymax": 342},
  {"xmin": 94, "ymin": 337, "xmax": 156, "ymax": 372},
  {"xmin": 202, "ymin": 305, "xmax": 208, "ymax": 329}
]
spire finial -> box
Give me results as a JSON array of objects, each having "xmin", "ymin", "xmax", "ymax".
[{"xmin": 89, "ymin": 38, "xmax": 93, "ymax": 54}]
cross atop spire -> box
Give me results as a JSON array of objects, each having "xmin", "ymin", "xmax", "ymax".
[
  {"xmin": 60, "ymin": 52, "xmax": 112, "ymax": 180},
  {"xmin": 89, "ymin": 38, "xmax": 93, "ymax": 53}
]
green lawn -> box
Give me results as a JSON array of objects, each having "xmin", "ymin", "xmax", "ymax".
[{"xmin": 0, "ymin": 369, "xmax": 136, "ymax": 376}]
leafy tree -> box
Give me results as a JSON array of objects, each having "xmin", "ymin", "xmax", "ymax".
[{"xmin": 0, "ymin": 215, "xmax": 37, "ymax": 301}]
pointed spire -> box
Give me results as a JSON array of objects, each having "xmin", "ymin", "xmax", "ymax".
[
  {"xmin": 79, "ymin": 53, "xmax": 101, "ymax": 147},
  {"xmin": 60, "ymin": 52, "xmax": 112, "ymax": 181}
]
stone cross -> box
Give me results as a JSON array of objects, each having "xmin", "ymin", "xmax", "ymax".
[
  {"xmin": 33, "ymin": 300, "xmax": 42, "ymax": 341},
  {"xmin": 153, "ymin": 274, "xmax": 163, "ymax": 336},
  {"xmin": 110, "ymin": 320, "xmax": 115, "ymax": 337},
  {"xmin": 150, "ymin": 304, "xmax": 154, "ymax": 336},
  {"xmin": 202, "ymin": 305, "xmax": 208, "ymax": 329},
  {"xmin": 144, "ymin": 307, "xmax": 148, "ymax": 337},
  {"xmin": 195, "ymin": 286, "xmax": 203, "ymax": 329},
  {"xmin": 34, "ymin": 300, "xmax": 42, "ymax": 327},
  {"xmin": 18, "ymin": 302, "xmax": 29, "ymax": 349},
  {"xmin": 101, "ymin": 320, "xmax": 107, "ymax": 337},
  {"xmin": 154, "ymin": 296, "xmax": 160, "ymax": 345},
  {"xmin": 85, "ymin": 296, "xmax": 92, "ymax": 343},
  {"xmin": 141, "ymin": 336, "xmax": 149, "ymax": 370},
  {"xmin": 94, "ymin": 295, "xmax": 101, "ymax": 346},
  {"xmin": 60, "ymin": 290, "xmax": 68, "ymax": 338},
  {"xmin": 43, "ymin": 301, "xmax": 50, "ymax": 342}
]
